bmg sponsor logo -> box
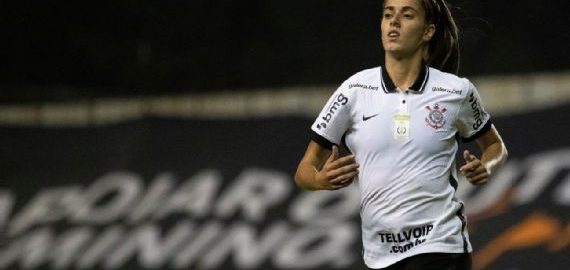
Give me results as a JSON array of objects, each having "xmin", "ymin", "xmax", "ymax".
[
  {"xmin": 317, "ymin": 93, "xmax": 349, "ymax": 129},
  {"xmin": 469, "ymin": 92, "xmax": 483, "ymax": 129}
]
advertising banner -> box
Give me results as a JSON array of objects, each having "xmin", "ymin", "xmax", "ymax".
[{"xmin": 1, "ymin": 105, "xmax": 568, "ymax": 270}]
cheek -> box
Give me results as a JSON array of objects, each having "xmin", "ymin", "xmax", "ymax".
[
  {"xmin": 379, "ymin": 20, "xmax": 390, "ymax": 41},
  {"xmin": 408, "ymin": 24, "xmax": 428, "ymax": 42},
  {"xmin": 380, "ymin": 19, "xmax": 388, "ymax": 33}
]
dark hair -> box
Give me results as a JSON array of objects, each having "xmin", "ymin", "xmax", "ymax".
[{"xmin": 422, "ymin": 0, "xmax": 460, "ymax": 74}]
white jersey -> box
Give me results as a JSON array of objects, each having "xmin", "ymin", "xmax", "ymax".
[{"xmin": 310, "ymin": 65, "xmax": 491, "ymax": 269}]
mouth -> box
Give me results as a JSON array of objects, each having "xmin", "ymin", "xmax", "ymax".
[{"xmin": 387, "ymin": 30, "xmax": 400, "ymax": 38}]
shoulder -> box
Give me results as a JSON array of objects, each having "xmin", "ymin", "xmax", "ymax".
[
  {"xmin": 337, "ymin": 66, "xmax": 381, "ymax": 94},
  {"xmin": 428, "ymin": 67, "xmax": 474, "ymax": 98},
  {"xmin": 347, "ymin": 66, "xmax": 380, "ymax": 82},
  {"xmin": 428, "ymin": 67, "xmax": 471, "ymax": 88}
]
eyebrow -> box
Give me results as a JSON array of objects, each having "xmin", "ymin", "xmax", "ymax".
[{"xmin": 384, "ymin": 6, "xmax": 419, "ymax": 13}]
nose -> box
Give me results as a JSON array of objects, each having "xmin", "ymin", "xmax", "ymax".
[{"xmin": 390, "ymin": 15, "xmax": 401, "ymax": 27}]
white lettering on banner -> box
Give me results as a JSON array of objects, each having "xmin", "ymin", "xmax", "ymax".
[
  {"xmin": 9, "ymin": 186, "xmax": 81, "ymax": 236},
  {"xmin": 554, "ymin": 174, "xmax": 570, "ymax": 205},
  {"xmin": 200, "ymin": 222, "xmax": 289, "ymax": 269},
  {"xmin": 0, "ymin": 227, "xmax": 52, "ymax": 269},
  {"xmin": 128, "ymin": 173, "xmax": 176, "ymax": 223},
  {"xmin": 0, "ymin": 168, "xmax": 359, "ymax": 269},
  {"xmin": 289, "ymin": 185, "xmax": 360, "ymax": 225},
  {"xmin": 0, "ymin": 190, "xmax": 14, "ymax": 230},
  {"xmin": 105, "ymin": 222, "xmax": 194, "ymax": 269},
  {"xmin": 72, "ymin": 172, "xmax": 141, "ymax": 223},
  {"xmin": 0, "ymin": 222, "xmax": 359, "ymax": 269},
  {"xmin": 515, "ymin": 149, "xmax": 570, "ymax": 205},
  {"xmin": 273, "ymin": 222, "xmax": 356, "ymax": 268},
  {"xmin": 215, "ymin": 168, "xmax": 291, "ymax": 222},
  {"xmin": 50, "ymin": 228, "xmax": 94, "ymax": 269},
  {"xmin": 457, "ymin": 149, "xmax": 570, "ymax": 216},
  {"xmin": 153, "ymin": 170, "xmax": 222, "ymax": 219},
  {"xmin": 456, "ymin": 162, "xmax": 519, "ymax": 215},
  {"xmin": 0, "ymin": 151, "xmax": 568, "ymax": 270},
  {"xmin": 172, "ymin": 221, "xmax": 223, "ymax": 268},
  {"xmin": 0, "ymin": 227, "xmax": 93, "ymax": 268},
  {"xmin": 76, "ymin": 226, "xmax": 124, "ymax": 268}
]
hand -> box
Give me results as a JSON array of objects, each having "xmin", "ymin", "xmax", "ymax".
[
  {"xmin": 315, "ymin": 145, "xmax": 359, "ymax": 190},
  {"xmin": 460, "ymin": 150, "xmax": 490, "ymax": 185}
]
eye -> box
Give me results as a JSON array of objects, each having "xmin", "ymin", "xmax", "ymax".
[
  {"xmin": 403, "ymin": 13, "xmax": 414, "ymax": 19},
  {"xmin": 383, "ymin": 13, "xmax": 393, "ymax": 19}
]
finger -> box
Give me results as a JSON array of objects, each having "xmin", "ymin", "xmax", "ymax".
[
  {"xmin": 463, "ymin": 150, "xmax": 472, "ymax": 162},
  {"xmin": 328, "ymin": 179, "xmax": 352, "ymax": 190},
  {"xmin": 468, "ymin": 173, "xmax": 489, "ymax": 185},
  {"xmin": 334, "ymin": 163, "xmax": 360, "ymax": 175},
  {"xmin": 328, "ymin": 170, "xmax": 358, "ymax": 184},
  {"xmin": 329, "ymin": 169, "xmax": 359, "ymax": 184},
  {"xmin": 331, "ymin": 181, "xmax": 353, "ymax": 190},
  {"xmin": 460, "ymin": 161, "xmax": 478, "ymax": 173},
  {"xmin": 331, "ymin": 177, "xmax": 355, "ymax": 190},
  {"xmin": 332, "ymin": 183, "xmax": 350, "ymax": 190},
  {"xmin": 469, "ymin": 154, "xmax": 477, "ymax": 162},
  {"xmin": 327, "ymin": 163, "xmax": 360, "ymax": 179},
  {"xmin": 338, "ymin": 177, "xmax": 355, "ymax": 186},
  {"xmin": 331, "ymin": 155, "xmax": 357, "ymax": 169},
  {"xmin": 459, "ymin": 165, "xmax": 468, "ymax": 174},
  {"xmin": 462, "ymin": 163, "xmax": 485, "ymax": 178},
  {"xmin": 473, "ymin": 165, "xmax": 488, "ymax": 175},
  {"xmin": 330, "ymin": 185, "xmax": 346, "ymax": 190}
]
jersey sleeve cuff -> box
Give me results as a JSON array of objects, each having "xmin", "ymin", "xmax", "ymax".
[
  {"xmin": 310, "ymin": 130, "xmax": 335, "ymax": 150},
  {"xmin": 462, "ymin": 119, "xmax": 492, "ymax": 143}
]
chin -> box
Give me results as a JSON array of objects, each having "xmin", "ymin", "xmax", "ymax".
[
  {"xmin": 382, "ymin": 41, "xmax": 401, "ymax": 50},
  {"xmin": 383, "ymin": 46, "xmax": 403, "ymax": 55}
]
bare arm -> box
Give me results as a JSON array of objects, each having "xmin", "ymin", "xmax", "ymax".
[
  {"xmin": 295, "ymin": 141, "xmax": 359, "ymax": 191},
  {"xmin": 460, "ymin": 124, "xmax": 508, "ymax": 185}
]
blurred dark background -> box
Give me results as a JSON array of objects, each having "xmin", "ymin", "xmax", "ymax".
[{"xmin": 1, "ymin": 0, "xmax": 568, "ymax": 102}]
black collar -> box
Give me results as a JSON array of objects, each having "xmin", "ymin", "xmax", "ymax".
[{"xmin": 380, "ymin": 65, "xmax": 430, "ymax": 94}]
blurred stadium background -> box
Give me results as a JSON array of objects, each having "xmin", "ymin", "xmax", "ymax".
[{"xmin": 0, "ymin": 0, "xmax": 568, "ymax": 269}]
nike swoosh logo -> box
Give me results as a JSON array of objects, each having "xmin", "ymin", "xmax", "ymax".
[{"xmin": 363, "ymin": 114, "xmax": 379, "ymax": 121}]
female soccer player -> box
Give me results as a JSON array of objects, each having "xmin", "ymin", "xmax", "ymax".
[{"xmin": 294, "ymin": 0, "xmax": 508, "ymax": 269}]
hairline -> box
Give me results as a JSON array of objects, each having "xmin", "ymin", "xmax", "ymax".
[{"xmin": 383, "ymin": 1, "xmax": 428, "ymax": 21}]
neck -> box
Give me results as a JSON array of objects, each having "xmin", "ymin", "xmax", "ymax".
[{"xmin": 384, "ymin": 52, "xmax": 425, "ymax": 91}]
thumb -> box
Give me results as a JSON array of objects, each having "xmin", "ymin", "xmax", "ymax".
[
  {"xmin": 328, "ymin": 145, "xmax": 339, "ymax": 162},
  {"xmin": 463, "ymin": 150, "xmax": 474, "ymax": 162}
]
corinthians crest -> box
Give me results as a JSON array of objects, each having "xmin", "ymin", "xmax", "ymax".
[{"xmin": 425, "ymin": 103, "xmax": 447, "ymax": 129}]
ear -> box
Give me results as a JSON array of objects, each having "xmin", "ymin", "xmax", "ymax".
[{"xmin": 423, "ymin": 24, "xmax": 435, "ymax": 42}]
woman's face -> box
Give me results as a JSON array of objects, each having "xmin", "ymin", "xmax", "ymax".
[{"xmin": 381, "ymin": 0, "xmax": 434, "ymax": 58}]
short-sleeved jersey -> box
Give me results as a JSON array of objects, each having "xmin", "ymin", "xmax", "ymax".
[{"xmin": 310, "ymin": 65, "xmax": 492, "ymax": 269}]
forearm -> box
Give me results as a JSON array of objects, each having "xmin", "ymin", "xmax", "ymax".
[
  {"xmin": 294, "ymin": 162, "xmax": 321, "ymax": 191},
  {"xmin": 480, "ymin": 141, "xmax": 508, "ymax": 176},
  {"xmin": 295, "ymin": 143, "xmax": 357, "ymax": 191}
]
